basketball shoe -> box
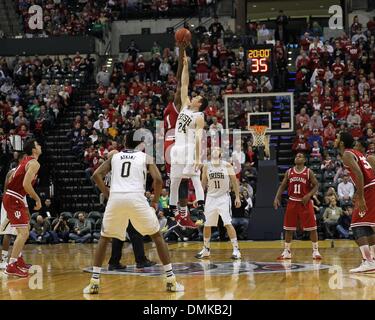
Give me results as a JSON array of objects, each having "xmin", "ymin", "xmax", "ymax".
[
  {"xmin": 165, "ymin": 275, "xmax": 185, "ymax": 292},
  {"xmin": 175, "ymin": 210, "xmax": 197, "ymax": 229},
  {"xmin": 350, "ymin": 260, "xmax": 375, "ymax": 273},
  {"xmin": 312, "ymin": 250, "xmax": 322, "ymax": 260},
  {"xmin": 231, "ymin": 249, "xmax": 241, "ymax": 260},
  {"xmin": 195, "ymin": 247, "xmax": 210, "ymax": 259},
  {"xmin": 83, "ymin": 278, "xmax": 100, "ymax": 294},
  {"xmin": 4, "ymin": 262, "xmax": 28, "ymax": 278},
  {"xmin": 17, "ymin": 256, "xmax": 32, "ymax": 271},
  {"xmin": 277, "ymin": 249, "xmax": 292, "ymax": 260}
]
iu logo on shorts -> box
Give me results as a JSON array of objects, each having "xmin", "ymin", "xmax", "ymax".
[{"xmin": 14, "ymin": 211, "xmax": 21, "ymax": 219}]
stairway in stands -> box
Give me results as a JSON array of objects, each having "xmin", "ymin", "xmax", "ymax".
[
  {"xmin": 271, "ymin": 44, "xmax": 299, "ymax": 183},
  {"xmin": 45, "ymin": 82, "xmax": 101, "ymax": 213}
]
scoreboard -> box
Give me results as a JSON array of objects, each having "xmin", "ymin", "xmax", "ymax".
[{"xmin": 247, "ymin": 45, "xmax": 273, "ymax": 75}]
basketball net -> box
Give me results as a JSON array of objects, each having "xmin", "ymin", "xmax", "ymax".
[
  {"xmin": 248, "ymin": 125, "xmax": 270, "ymax": 159},
  {"xmin": 248, "ymin": 125, "xmax": 268, "ymax": 147}
]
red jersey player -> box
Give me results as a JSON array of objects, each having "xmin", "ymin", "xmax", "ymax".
[
  {"xmin": 0, "ymin": 153, "xmax": 26, "ymax": 270},
  {"xmin": 163, "ymin": 43, "xmax": 198, "ymax": 229},
  {"xmin": 2, "ymin": 139, "xmax": 42, "ymax": 277},
  {"xmin": 336, "ymin": 133, "xmax": 375, "ymax": 273},
  {"xmin": 274, "ymin": 152, "xmax": 321, "ymax": 260}
]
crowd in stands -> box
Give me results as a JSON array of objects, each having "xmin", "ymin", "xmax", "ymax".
[
  {"xmin": 16, "ymin": 0, "xmax": 112, "ymax": 38},
  {"xmin": 291, "ymin": 16, "xmax": 375, "ymax": 239},
  {"xmin": 0, "ymin": 52, "xmax": 94, "ymax": 156},
  {"xmin": 0, "ymin": 52, "xmax": 96, "ymax": 244},
  {"xmin": 0, "ymin": 54, "xmax": 76, "ymax": 155},
  {"xmin": 14, "ymin": 0, "xmax": 216, "ymax": 38}
]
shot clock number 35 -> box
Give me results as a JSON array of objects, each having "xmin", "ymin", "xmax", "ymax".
[{"xmin": 247, "ymin": 45, "xmax": 273, "ymax": 75}]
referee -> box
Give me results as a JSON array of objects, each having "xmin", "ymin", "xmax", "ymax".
[{"xmin": 108, "ymin": 221, "xmax": 156, "ymax": 270}]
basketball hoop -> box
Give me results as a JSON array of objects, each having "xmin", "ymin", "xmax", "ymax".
[{"xmin": 248, "ymin": 125, "xmax": 268, "ymax": 147}]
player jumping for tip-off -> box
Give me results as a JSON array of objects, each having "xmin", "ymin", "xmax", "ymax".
[{"xmin": 169, "ymin": 53, "xmax": 208, "ymax": 219}]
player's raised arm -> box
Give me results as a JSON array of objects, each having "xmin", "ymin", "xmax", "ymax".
[
  {"xmin": 92, "ymin": 158, "xmax": 113, "ymax": 199},
  {"xmin": 174, "ymin": 44, "xmax": 186, "ymax": 111},
  {"xmin": 180, "ymin": 54, "xmax": 190, "ymax": 107},
  {"xmin": 194, "ymin": 115, "xmax": 204, "ymax": 170},
  {"xmin": 273, "ymin": 171, "xmax": 289, "ymax": 210},
  {"xmin": 343, "ymin": 151, "xmax": 367, "ymax": 212},
  {"xmin": 23, "ymin": 160, "xmax": 41, "ymax": 210},
  {"xmin": 147, "ymin": 161, "xmax": 163, "ymax": 209},
  {"xmin": 301, "ymin": 169, "xmax": 319, "ymax": 206},
  {"xmin": 227, "ymin": 163, "xmax": 241, "ymax": 208}
]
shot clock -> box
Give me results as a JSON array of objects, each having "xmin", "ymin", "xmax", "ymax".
[{"xmin": 247, "ymin": 45, "xmax": 273, "ymax": 75}]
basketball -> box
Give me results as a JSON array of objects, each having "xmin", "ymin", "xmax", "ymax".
[{"xmin": 175, "ymin": 28, "xmax": 191, "ymax": 44}]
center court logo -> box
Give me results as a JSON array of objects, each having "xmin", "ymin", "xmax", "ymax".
[{"xmin": 83, "ymin": 261, "xmax": 330, "ymax": 276}]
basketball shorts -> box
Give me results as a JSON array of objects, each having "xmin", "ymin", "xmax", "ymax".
[
  {"xmin": 204, "ymin": 194, "xmax": 232, "ymax": 227},
  {"xmin": 101, "ymin": 192, "xmax": 160, "ymax": 241},
  {"xmin": 0, "ymin": 203, "xmax": 17, "ymax": 236},
  {"xmin": 2, "ymin": 193, "xmax": 30, "ymax": 228},
  {"xmin": 351, "ymin": 184, "xmax": 375, "ymax": 228},
  {"xmin": 170, "ymin": 144, "xmax": 200, "ymax": 178},
  {"xmin": 283, "ymin": 199, "xmax": 317, "ymax": 231}
]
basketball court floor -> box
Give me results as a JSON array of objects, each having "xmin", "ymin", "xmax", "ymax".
[{"xmin": 1, "ymin": 240, "xmax": 374, "ymax": 300}]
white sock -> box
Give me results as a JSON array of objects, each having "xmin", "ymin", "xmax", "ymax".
[
  {"xmin": 1, "ymin": 250, "xmax": 8, "ymax": 260},
  {"xmin": 231, "ymin": 238, "xmax": 239, "ymax": 251},
  {"xmin": 370, "ymin": 245, "xmax": 375, "ymax": 259},
  {"xmin": 92, "ymin": 266, "xmax": 101, "ymax": 280},
  {"xmin": 360, "ymin": 245, "xmax": 372, "ymax": 261},
  {"xmin": 204, "ymin": 238, "xmax": 210, "ymax": 249},
  {"xmin": 18, "ymin": 252, "xmax": 23, "ymax": 258},
  {"xmin": 284, "ymin": 242, "xmax": 291, "ymax": 251},
  {"xmin": 9, "ymin": 258, "xmax": 17, "ymax": 264},
  {"xmin": 312, "ymin": 242, "xmax": 319, "ymax": 251},
  {"xmin": 163, "ymin": 263, "xmax": 174, "ymax": 277}
]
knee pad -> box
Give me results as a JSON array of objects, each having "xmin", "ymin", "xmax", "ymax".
[
  {"xmin": 352, "ymin": 226, "xmax": 373, "ymax": 240},
  {"xmin": 178, "ymin": 179, "xmax": 189, "ymax": 199}
]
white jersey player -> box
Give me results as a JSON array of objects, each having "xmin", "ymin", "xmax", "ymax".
[
  {"xmin": 196, "ymin": 147, "xmax": 242, "ymax": 260},
  {"xmin": 84, "ymin": 131, "xmax": 184, "ymax": 294},
  {"xmin": 169, "ymin": 53, "xmax": 207, "ymax": 217}
]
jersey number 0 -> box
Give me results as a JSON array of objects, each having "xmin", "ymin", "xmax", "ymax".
[{"xmin": 121, "ymin": 162, "xmax": 131, "ymax": 177}]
